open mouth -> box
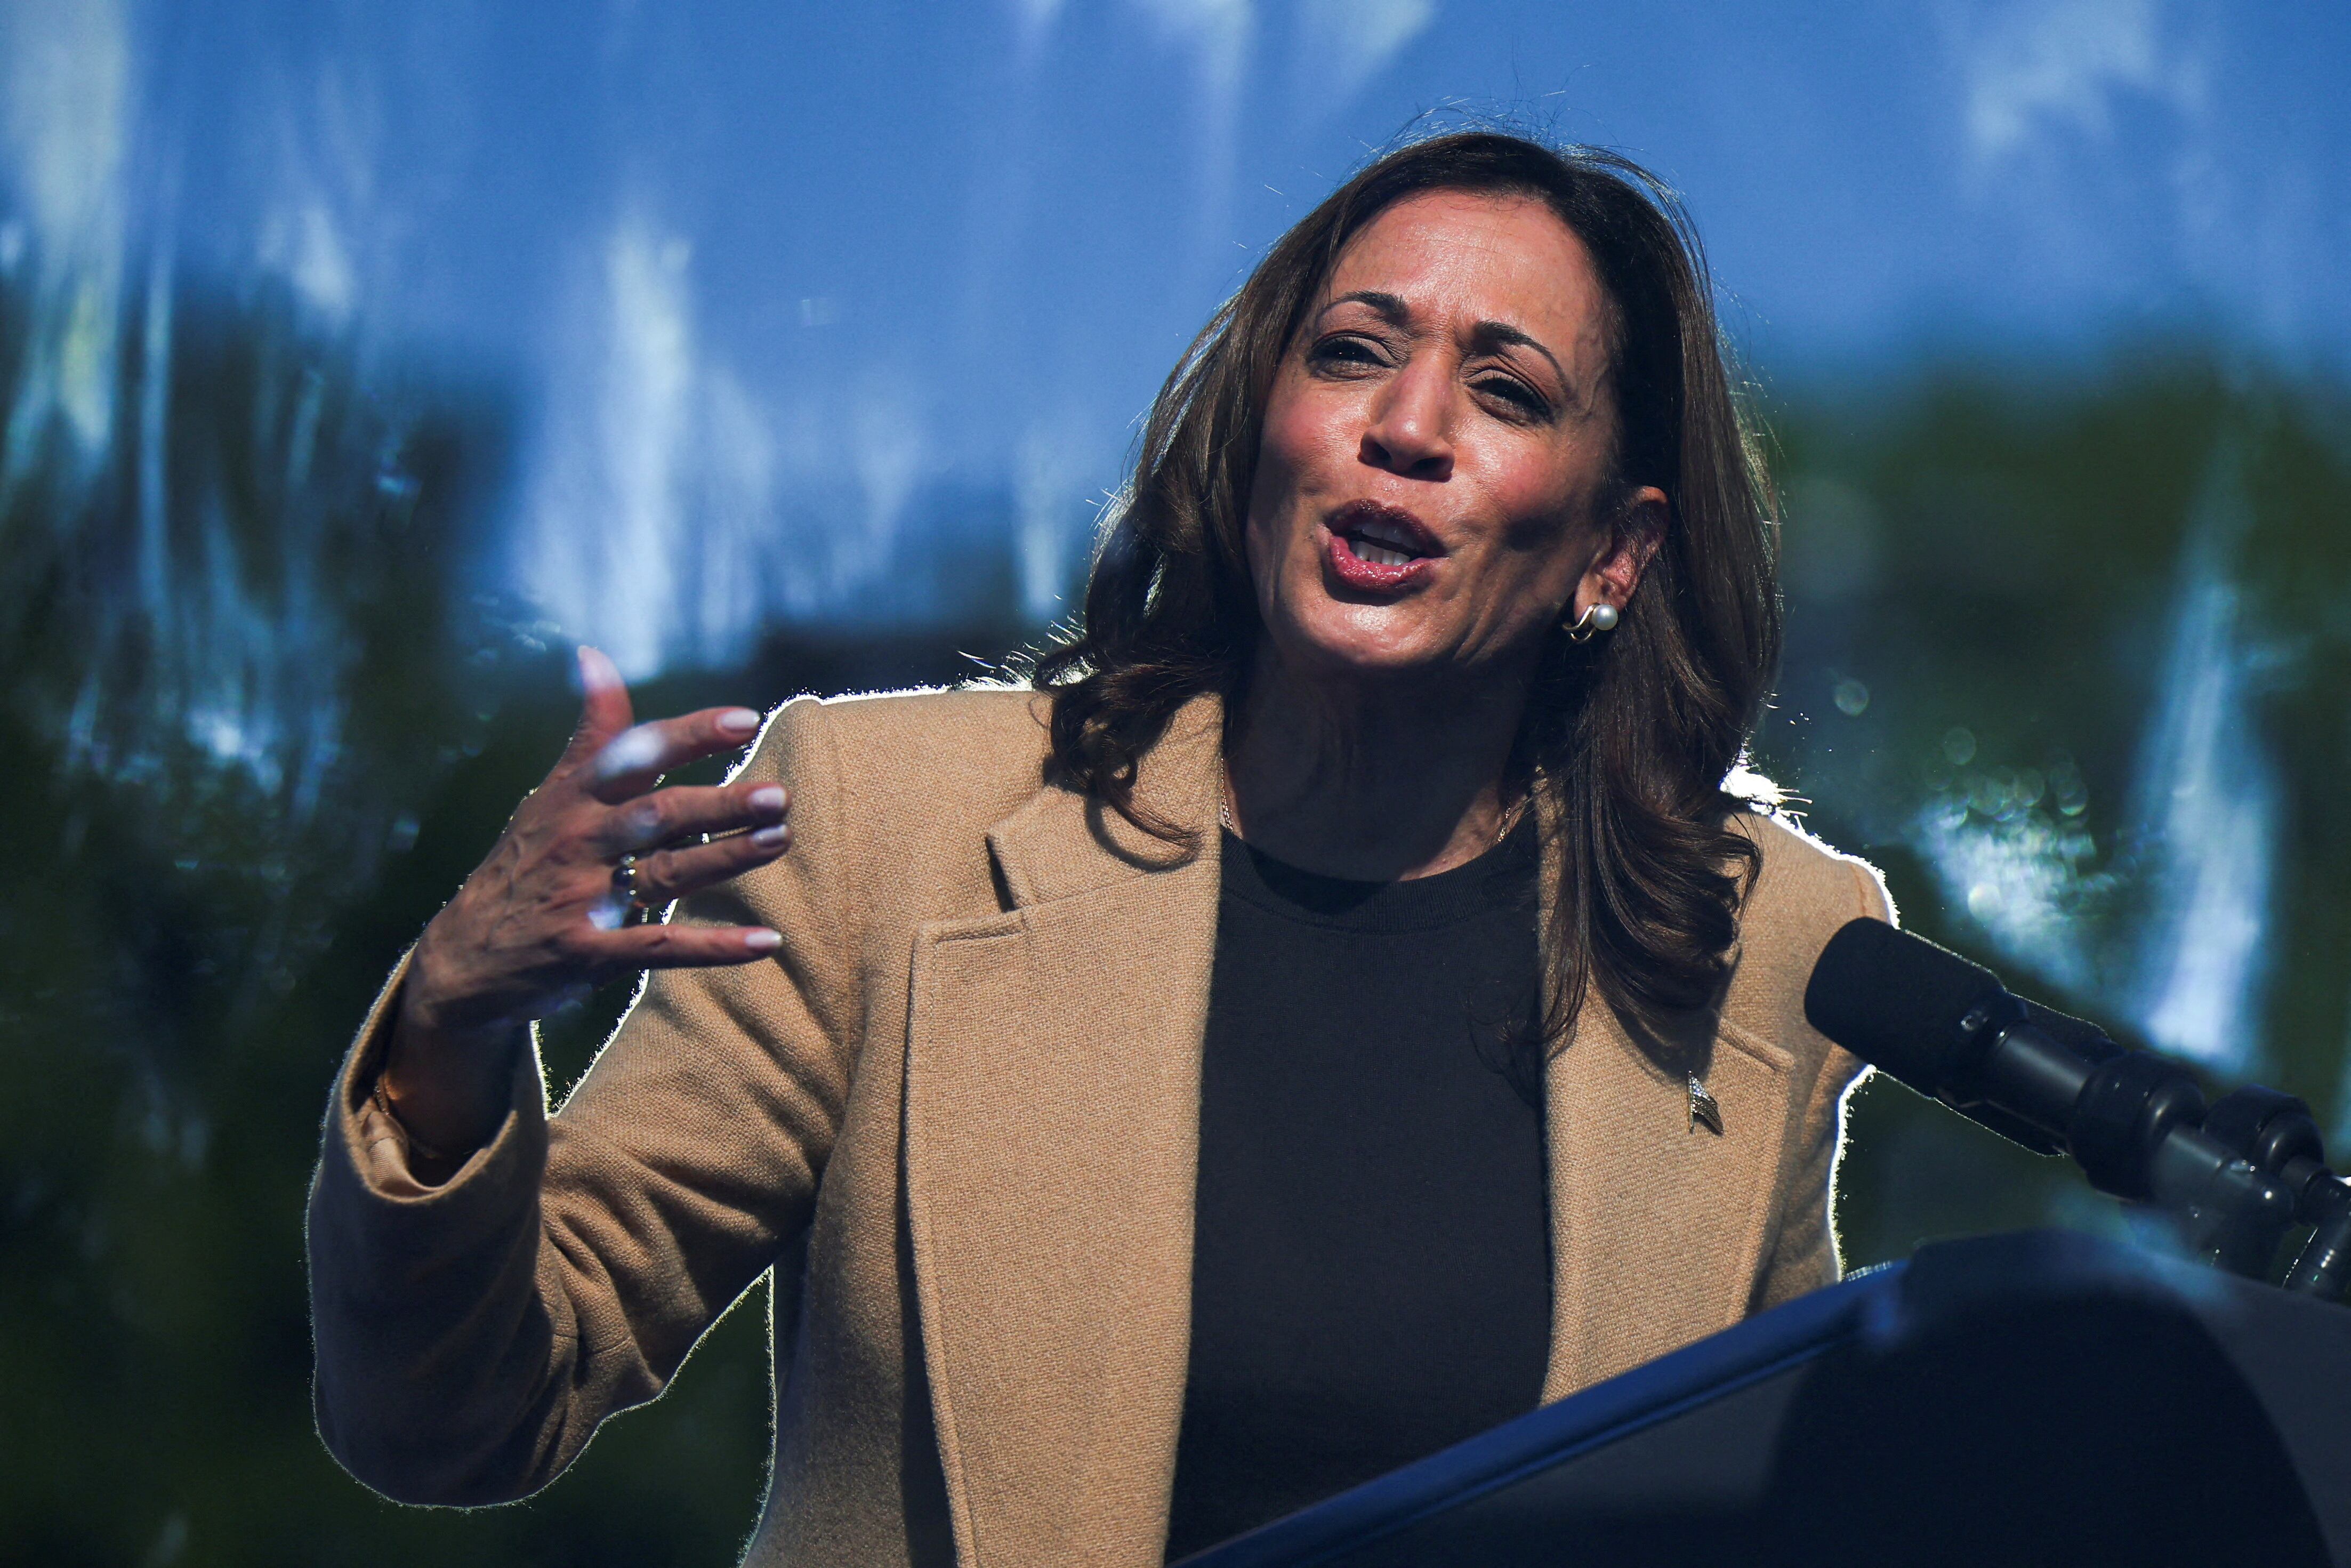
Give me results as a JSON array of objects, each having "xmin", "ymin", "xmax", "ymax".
[{"xmin": 1329, "ymin": 501, "xmax": 1442, "ymax": 569}]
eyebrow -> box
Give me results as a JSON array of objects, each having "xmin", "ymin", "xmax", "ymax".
[{"xmin": 1318, "ymin": 290, "xmax": 1573, "ymax": 400}]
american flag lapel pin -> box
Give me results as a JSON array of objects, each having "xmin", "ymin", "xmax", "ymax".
[{"xmin": 1687, "ymin": 1074, "xmax": 1724, "ymax": 1135}]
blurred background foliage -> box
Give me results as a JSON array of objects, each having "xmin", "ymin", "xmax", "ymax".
[
  {"xmin": 4, "ymin": 251, "xmax": 2347, "ymax": 1567},
  {"xmin": 1758, "ymin": 352, "xmax": 2351, "ymax": 1259},
  {"xmin": 3, "ymin": 38, "xmax": 2351, "ymax": 1565}
]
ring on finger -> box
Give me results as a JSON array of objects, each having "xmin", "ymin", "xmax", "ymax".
[{"xmin": 612, "ymin": 853, "xmax": 658, "ymax": 926}]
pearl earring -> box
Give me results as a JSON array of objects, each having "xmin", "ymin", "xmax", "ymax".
[{"xmin": 1565, "ymin": 601, "xmax": 1620, "ymax": 644}]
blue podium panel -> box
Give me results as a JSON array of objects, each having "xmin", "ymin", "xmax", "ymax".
[{"xmin": 1177, "ymin": 1231, "xmax": 2351, "ymax": 1568}]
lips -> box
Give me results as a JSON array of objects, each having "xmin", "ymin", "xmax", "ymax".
[{"xmin": 1323, "ymin": 500, "xmax": 1443, "ymax": 592}]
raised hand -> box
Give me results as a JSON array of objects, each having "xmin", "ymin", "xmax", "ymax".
[{"xmin": 377, "ymin": 647, "xmax": 790, "ymax": 1168}]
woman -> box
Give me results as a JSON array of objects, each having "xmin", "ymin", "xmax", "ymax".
[{"xmin": 309, "ymin": 131, "xmax": 1891, "ymax": 1565}]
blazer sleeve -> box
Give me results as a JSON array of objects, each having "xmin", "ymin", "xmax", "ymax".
[
  {"xmin": 305, "ymin": 696, "xmax": 864, "ymax": 1506},
  {"xmin": 1749, "ymin": 855, "xmax": 1892, "ymax": 1314}
]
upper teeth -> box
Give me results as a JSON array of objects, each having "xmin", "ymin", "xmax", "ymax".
[{"xmin": 1348, "ymin": 518, "xmax": 1422, "ymax": 567}]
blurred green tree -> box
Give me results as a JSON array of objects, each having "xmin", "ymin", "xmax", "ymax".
[
  {"xmin": 1760, "ymin": 349, "xmax": 2351, "ymax": 1268},
  {"xmin": 3, "ymin": 245, "xmax": 2347, "ymax": 1563}
]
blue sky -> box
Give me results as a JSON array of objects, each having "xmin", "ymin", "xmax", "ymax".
[{"xmin": 3, "ymin": 0, "xmax": 2345, "ymax": 666}]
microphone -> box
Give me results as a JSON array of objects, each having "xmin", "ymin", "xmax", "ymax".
[{"xmin": 1803, "ymin": 919, "xmax": 2303, "ymax": 1272}]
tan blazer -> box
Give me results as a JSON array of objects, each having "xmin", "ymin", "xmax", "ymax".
[{"xmin": 307, "ymin": 686, "xmax": 1890, "ymax": 1567}]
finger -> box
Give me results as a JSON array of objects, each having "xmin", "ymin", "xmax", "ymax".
[
  {"xmin": 559, "ymin": 646, "xmax": 637, "ymax": 768},
  {"xmin": 594, "ymin": 781, "xmax": 788, "ymax": 856},
  {"xmin": 614, "ymin": 822, "xmax": 791, "ymax": 903},
  {"xmin": 585, "ymin": 705, "xmax": 764, "ymax": 802},
  {"xmin": 590, "ymin": 922, "xmax": 784, "ymax": 972}
]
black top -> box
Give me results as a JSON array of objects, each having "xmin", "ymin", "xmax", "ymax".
[{"xmin": 1162, "ymin": 821, "xmax": 1551, "ymax": 1562}]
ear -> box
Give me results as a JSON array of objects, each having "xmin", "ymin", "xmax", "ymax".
[{"xmin": 1569, "ymin": 486, "xmax": 1667, "ymax": 620}]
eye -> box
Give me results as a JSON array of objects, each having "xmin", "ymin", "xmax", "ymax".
[
  {"xmin": 1307, "ymin": 333, "xmax": 1389, "ymax": 373},
  {"xmin": 1473, "ymin": 373, "xmax": 1551, "ymax": 420}
]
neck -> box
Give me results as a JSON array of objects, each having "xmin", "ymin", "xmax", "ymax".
[{"xmin": 1223, "ymin": 642, "xmax": 1535, "ymax": 881}]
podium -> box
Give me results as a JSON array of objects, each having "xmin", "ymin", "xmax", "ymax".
[{"xmin": 1177, "ymin": 1231, "xmax": 2351, "ymax": 1567}]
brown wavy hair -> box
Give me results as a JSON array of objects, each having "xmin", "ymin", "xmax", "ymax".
[{"xmin": 1028, "ymin": 130, "xmax": 1780, "ymax": 1050}]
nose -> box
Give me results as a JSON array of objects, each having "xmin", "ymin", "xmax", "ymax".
[{"xmin": 1359, "ymin": 357, "xmax": 1453, "ymax": 482}]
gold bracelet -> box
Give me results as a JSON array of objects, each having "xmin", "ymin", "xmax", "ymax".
[{"xmin": 370, "ymin": 1072, "xmax": 468, "ymax": 1168}]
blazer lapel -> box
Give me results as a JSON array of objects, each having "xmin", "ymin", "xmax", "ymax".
[
  {"xmin": 1527, "ymin": 793, "xmax": 1798, "ymax": 1400},
  {"xmin": 1539, "ymin": 980, "xmax": 1796, "ymax": 1400},
  {"xmin": 904, "ymin": 696, "xmax": 1224, "ymax": 1567}
]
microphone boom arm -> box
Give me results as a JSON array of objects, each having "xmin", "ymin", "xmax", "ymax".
[{"xmin": 1806, "ymin": 918, "xmax": 2334, "ymax": 1293}]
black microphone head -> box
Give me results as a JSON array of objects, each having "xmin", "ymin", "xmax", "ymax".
[{"xmin": 1803, "ymin": 918, "xmax": 2010, "ymax": 1096}]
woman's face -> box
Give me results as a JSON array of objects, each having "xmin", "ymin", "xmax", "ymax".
[{"xmin": 1244, "ymin": 189, "xmax": 1662, "ymax": 685}]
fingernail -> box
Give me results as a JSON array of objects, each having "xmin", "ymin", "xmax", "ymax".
[
  {"xmin": 577, "ymin": 646, "xmax": 623, "ymax": 693},
  {"xmin": 717, "ymin": 707, "xmax": 760, "ymax": 736},
  {"xmin": 743, "ymin": 928, "xmax": 782, "ymax": 952},
  {"xmin": 594, "ymin": 723, "xmax": 666, "ymax": 781},
  {"xmin": 751, "ymin": 825, "xmax": 787, "ymax": 849},
  {"xmin": 748, "ymin": 784, "xmax": 785, "ymax": 814}
]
